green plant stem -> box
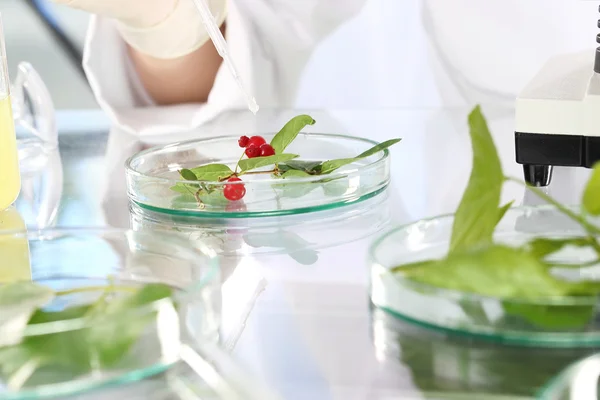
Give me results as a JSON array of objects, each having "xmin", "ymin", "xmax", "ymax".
[
  {"xmin": 239, "ymin": 169, "xmax": 278, "ymax": 176},
  {"xmin": 234, "ymin": 151, "xmax": 246, "ymax": 174},
  {"xmin": 506, "ymin": 176, "xmax": 600, "ymax": 253}
]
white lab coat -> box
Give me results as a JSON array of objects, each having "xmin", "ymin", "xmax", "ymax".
[{"xmin": 82, "ymin": 0, "xmax": 599, "ymax": 135}]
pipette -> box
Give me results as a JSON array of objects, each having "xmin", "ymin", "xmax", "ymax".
[{"xmin": 191, "ymin": 0, "xmax": 259, "ymax": 114}]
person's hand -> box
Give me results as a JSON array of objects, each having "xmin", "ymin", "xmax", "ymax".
[{"xmin": 51, "ymin": 0, "xmax": 227, "ymax": 59}]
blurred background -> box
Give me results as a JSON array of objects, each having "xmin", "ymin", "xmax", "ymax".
[
  {"xmin": 3, "ymin": 0, "xmax": 96, "ymax": 109},
  {"xmin": 2, "ymin": 0, "xmax": 599, "ymax": 112}
]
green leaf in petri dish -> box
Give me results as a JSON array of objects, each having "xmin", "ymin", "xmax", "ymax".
[{"xmin": 269, "ymin": 115, "xmax": 316, "ymax": 154}]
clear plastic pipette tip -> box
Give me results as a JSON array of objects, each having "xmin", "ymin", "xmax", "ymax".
[{"xmin": 191, "ymin": 0, "xmax": 259, "ymax": 114}]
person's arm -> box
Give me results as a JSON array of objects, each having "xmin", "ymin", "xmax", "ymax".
[
  {"xmin": 127, "ymin": 22, "xmax": 225, "ymax": 106},
  {"xmin": 51, "ymin": 0, "xmax": 227, "ymax": 105}
]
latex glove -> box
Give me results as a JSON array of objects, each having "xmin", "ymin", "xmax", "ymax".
[{"xmin": 51, "ymin": 0, "xmax": 227, "ymax": 59}]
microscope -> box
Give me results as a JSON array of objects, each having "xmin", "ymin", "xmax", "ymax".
[{"xmin": 515, "ymin": 5, "xmax": 600, "ymax": 186}]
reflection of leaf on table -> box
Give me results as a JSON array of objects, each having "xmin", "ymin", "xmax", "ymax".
[
  {"xmin": 374, "ymin": 309, "xmax": 590, "ymax": 398},
  {"xmin": 243, "ymin": 231, "xmax": 319, "ymax": 265}
]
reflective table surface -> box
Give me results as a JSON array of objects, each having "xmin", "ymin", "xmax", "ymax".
[{"xmin": 13, "ymin": 107, "xmax": 598, "ymax": 399}]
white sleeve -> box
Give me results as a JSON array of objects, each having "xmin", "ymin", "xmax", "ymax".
[
  {"xmin": 82, "ymin": 4, "xmax": 255, "ymax": 137},
  {"xmin": 83, "ymin": 0, "xmax": 365, "ymax": 135}
]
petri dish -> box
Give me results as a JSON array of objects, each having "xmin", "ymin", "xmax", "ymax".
[
  {"xmin": 0, "ymin": 228, "xmax": 224, "ymax": 399},
  {"xmin": 370, "ymin": 306, "xmax": 595, "ymax": 399},
  {"xmin": 125, "ymin": 133, "xmax": 391, "ymax": 218},
  {"xmin": 369, "ymin": 206, "xmax": 600, "ymax": 348},
  {"xmin": 536, "ymin": 353, "xmax": 600, "ymax": 399}
]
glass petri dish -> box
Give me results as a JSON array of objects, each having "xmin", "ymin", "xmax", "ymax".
[
  {"xmin": 369, "ymin": 206, "xmax": 600, "ymax": 348},
  {"xmin": 125, "ymin": 133, "xmax": 391, "ymax": 218},
  {"xmin": 0, "ymin": 228, "xmax": 223, "ymax": 399},
  {"xmin": 536, "ymin": 353, "xmax": 600, "ymax": 399},
  {"xmin": 370, "ymin": 306, "xmax": 594, "ymax": 399}
]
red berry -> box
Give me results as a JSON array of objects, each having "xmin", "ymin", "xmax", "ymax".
[
  {"xmin": 248, "ymin": 136, "xmax": 266, "ymax": 147},
  {"xmin": 223, "ymin": 177, "xmax": 246, "ymax": 201},
  {"xmin": 260, "ymin": 144, "xmax": 275, "ymax": 157},
  {"xmin": 238, "ymin": 135, "xmax": 250, "ymax": 148},
  {"xmin": 245, "ymin": 145, "xmax": 261, "ymax": 158}
]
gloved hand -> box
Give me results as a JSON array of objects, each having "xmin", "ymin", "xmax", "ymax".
[{"xmin": 51, "ymin": 0, "xmax": 227, "ymax": 59}]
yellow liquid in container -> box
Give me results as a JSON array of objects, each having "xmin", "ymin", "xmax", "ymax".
[
  {"xmin": 0, "ymin": 95, "xmax": 20, "ymax": 211},
  {"xmin": 0, "ymin": 207, "xmax": 30, "ymax": 282}
]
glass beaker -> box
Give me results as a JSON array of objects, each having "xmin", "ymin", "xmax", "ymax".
[{"xmin": 0, "ymin": 14, "xmax": 21, "ymax": 211}]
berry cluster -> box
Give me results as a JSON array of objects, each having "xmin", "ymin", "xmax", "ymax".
[
  {"xmin": 222, "ymin": 135, "xmax": 275, "ymax": 201},
  {"xmin": 238, "ymin": 135, "xmax": 275, "ymax": 158}
]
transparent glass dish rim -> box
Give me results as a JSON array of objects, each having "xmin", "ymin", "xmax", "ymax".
[
  {"xmin": 125, "ymin": 133, "xmax": 392, "ymax": 218},
  {"xmin": 0, "ymin": 227, "xmax": 220, "ymax": 339},
  {"xmin": 535, "ymin": 352, "xmax": 600, "ymax": 399},
  {"xmin": 369, "ymin": 205, "xmax": 600, "ymax": 308},
  {"xmin": 126, "ymin": 132, "xmax": 391, "ymax": 186}
]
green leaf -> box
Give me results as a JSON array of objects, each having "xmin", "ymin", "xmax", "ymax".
[
  {"xmin": 397, "ymin": 245, "xmax": 570, "ymax": 299},
  {"xmin": 526, "ymin": 237, "xmax": 591, "ymax": 260},
  {"xmin": 281, "ymin": 170, "xmax": 312, "ymax": 178},
  {"xmin": 170, "ymin": 183, "xmax": 196, "ymax": 195},
  {"xmin": 238, "ymin": 154, "xmax": 298, "ymax": 173},
  {"xmin": 355, "ymin": 138, "xmax": 402, "ymax": 159},
  {"xmin": 319, "ymin": 158, "xmax": 358, "ymax": 175},
  {"xmin": 0, "ymin": 282, "xmax": 55, "ymax": 347},
  {"xmin": 319, "ymin": 138, "xmax": 401, "ymax": 175},
  {"xmin": 189, "ymin": 164, "xmax": 233, "ymax": 182},
  {"xmin": 179, "ymin": 169, "xmax": 198, "ymax": 181},
  {"xmin": 502, "ymin": 302, "xmax": 595, "ymax": 330},
  {"xmin": 583, "ymin": 162, "xmax": 600, "ymax": 215},
  {"xmin": 0, "ymin": 284, "xmax": 174, "ymax": 388},
  {"xmin": 449, "ymin": 106, "xmax": 505, "ymax": 253},
  {"xmin": 495, "ymin": 201, "xmax": 513, "ymax": 225},
  {"xmin": 270, "ymin": 115, "xmax": 316, "ymax": 154},
  {"xmin": 279, "ymin": 160, "xmax": 323, "ymax": 174},
  {"xmin": 323, "ymin": 181, "xmax": 348, "ymax": 197},
  {"xmin": 87, "ymin": 283, "xmax": 174, "ymax": 366}
]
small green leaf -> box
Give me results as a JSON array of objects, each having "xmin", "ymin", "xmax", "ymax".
[
  {"xmin": 355, "ymin": 138, "xmax": 402, "ymax": 159},
  {"xmin": 179, "ymin": 169, "xmax": 198, "ymax": 181},
  {"xmin": 526, "ymin": 237, "xmax": 591, "ymax": 260},
  {"xmin": 323, "ymin": 181, "xmax": 348, "ymax": 197},
  {"xmin": 319, "ymin": 158, "xmax": 358, "ymax": 175},
  {"xmin": 319, "ymin": 138, "xmax": 401, "ymax": 175},
  {"xmin": 270, "ymin": 115, "xmax": 316, "ymax": 154},
  {"xmin": 170, "ymin": 184, "xmax": 196, "ymax": 195},
  {"xmin": 87, "ymin": 283, "xmax": 174, "ymax": 367},
  {"xmin": 189, "ymin": 164, "xmax": 233, "ymax": 182},
  {"xmin": 583, "ymin": 162, "xmax": 600, "ymax": 215},
  {"xmin": 502, "ymin": 302, "xmax": 595, "ymax": 330},
  {"xmin": 198, "ymin": 190, "xmax": 228, "ymax": 206},
  {"xmin": 282, "ymin": 170, "xmax": 312, "ymax": 178},
  {"xmin": 449, "ymin": 106, "xmax": 505, "ymax": 253},
  {"xmin": 238, "ymin": 154, "xmax": 298, "ymax": 173},
  {"xmin": 279, "ymin": 160, "xmax": 323, "ymax": 174}
]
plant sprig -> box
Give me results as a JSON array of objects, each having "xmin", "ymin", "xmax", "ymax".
[
  {"xmin": 170, "ymin": 115, "xmax": 402, "ymax": 207},
  {"xmin": 392, "ymin": 105, "xmax": 600, "ymax": 329},
  {"xmin": 0, "ymin": 281, "xmax": 174, "ymax": 390}
]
